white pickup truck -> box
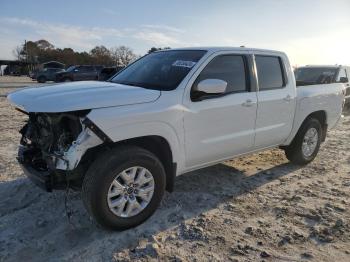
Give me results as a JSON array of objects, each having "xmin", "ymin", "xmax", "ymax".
[{"xmin": 8, "ymin": 47, "xmax": 345, "ymax": 230}]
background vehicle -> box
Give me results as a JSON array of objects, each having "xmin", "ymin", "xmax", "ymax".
[
  {"xmin": 35, "ymin": 68, "xmax": 65, "ymax": 83},
  {"xmin": 295, "ymin": 65, "xmax": 350, "ymax": 105},
  {"xmin": 8, "ymin": 47, "xmax": 344, "ymax": 230},
  {"xmin": 98, "ymin": 66, "xmax": 124, "ymax": 81},
  {"xmin": 55, "ymin": 65, "xmax": 103, "ymax": 82}
]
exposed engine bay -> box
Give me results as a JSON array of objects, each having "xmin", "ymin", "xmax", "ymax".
[{"xmin": 18, "ymin": 110, "xmax": 103, "ymax": 190}]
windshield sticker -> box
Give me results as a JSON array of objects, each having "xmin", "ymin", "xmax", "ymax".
[
  {"xmin": 322, "ymin": 71, "xmax": 334, "ymax": 76},
  {"xmin": 172, "ymin": 60, "xmax": 197, "ymax": 68}
]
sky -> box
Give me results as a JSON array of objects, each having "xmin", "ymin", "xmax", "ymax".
[{"xmin": 0, "ymin": 0, "xmax": 349, "ymax": 66}]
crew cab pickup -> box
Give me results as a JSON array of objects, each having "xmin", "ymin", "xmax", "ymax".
[
  {"xmin": 55, "ymin": 65, "xmax": 103, "ymax": 82},
  {"xmin": 7, "ymin": 47, "xmax": 345, "ymax": 230}
]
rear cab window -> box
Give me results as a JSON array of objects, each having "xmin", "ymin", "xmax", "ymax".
[
  {"xmin": 294, "ymin": 67, "xmax": 338, "ymax": 86},
  {"xmin": 255, "ymin": 55, "xmax": 286, "ymax": 91}
]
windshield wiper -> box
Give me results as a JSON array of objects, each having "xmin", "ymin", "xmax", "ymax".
[
  {"xmin": 114, "ymin": 81, "xmax": 144, "ymax": 88},
  {"xmin": 113, "ymin": 80, "xmax": 165, "ymax": 90}
]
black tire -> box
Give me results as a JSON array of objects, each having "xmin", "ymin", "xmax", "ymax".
[
  {"xmin": 37, "ymin": 76, "xmax": 46, "ymax": 83},
  {"xmin": 284, "ymin": 118, "xmax": 322, "ymax": 165},
  {"xmin": 82, "ymin": 146, "xmax": 166, "ymax": 230}
]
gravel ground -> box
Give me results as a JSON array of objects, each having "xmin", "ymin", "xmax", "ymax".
[
  {"xmin": 0, "ymin": 94, "xmax": 349, "ymax": 262},
  {"xmin": 0, "ymin": 76, "xmax": 50, "ymax": 96},
  {"xmin": 0, "ymin": 76, "xmax": 35, "ymax": 89},
  {"xmin": 0, "ymin": 76, "xmax": 34, "ymax": 82}
]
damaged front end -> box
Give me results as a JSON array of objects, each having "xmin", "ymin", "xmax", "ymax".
[{"xmin": 17, "ymin": 110, "xmax": 106, "ymax": 191}]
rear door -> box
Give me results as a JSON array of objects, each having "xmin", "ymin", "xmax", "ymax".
[
  {"xmin": 183, "ymin": 52, "xmax": 258, "ymax": 168},
  {"xmin": 84, "ymin": 66, "xmax": 97, "ymax": 80},
  {"xmin": 253, "ymin": 53, "xmax": 296, "ymax": 149}
]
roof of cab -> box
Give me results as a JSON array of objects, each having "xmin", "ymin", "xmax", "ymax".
[
  {"xmin": 158, "ymin": 46, "xmax": 286, "ymax": 55},
  {"xmin": 298, "ymin": 65, "xmax": 343, "ymax": 69}
]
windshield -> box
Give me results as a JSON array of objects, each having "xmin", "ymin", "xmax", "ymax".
[
  {"xmin": 295, "ymin": 67, "xmax": 338, "ymax": 86},
  {"xmin": 111, "ymin": 50, "xmax": 207, "ymax": 90}
]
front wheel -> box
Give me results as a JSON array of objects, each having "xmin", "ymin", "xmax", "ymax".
[
  {"xmin": 284, "ymin": 118, "xmax": 322, "ymax": 165},
  {"xmin": 82, "ymin": 146, "xmax": 166, "ymax": 230}
]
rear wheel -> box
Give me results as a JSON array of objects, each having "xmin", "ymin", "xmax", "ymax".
[
  {"xmin": 284, "ymin": 118, "xmax": 322, "ymax": 165},
  {"xmin": 82, "ymin": 146, "xmax": 166, "ymax": 230}
]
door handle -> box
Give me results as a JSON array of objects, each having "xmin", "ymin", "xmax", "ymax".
[
  {"xmin": 242, "ymin": 99, "xmax": 254, "ymax": 107},
  {"xmin": 283, "ymin": 95, "xmax": 292, "ymax": 102}
]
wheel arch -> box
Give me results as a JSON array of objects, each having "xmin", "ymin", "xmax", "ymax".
[
  {"xmin": 113, "ymin": 135, "xmax": 176, "ymax": 192},
  {"xmin": 80, "ymin": 135, "xmax": 177, "ymax": 192},
  {"xmin": 302, "ymin": 110, "xmax": 327, "ymax": 142},
  {"xmin": 284, "ymin": 110, "xmax": 328, "ymax": 146},
  {"xmin": 306, "ymin": 110, "xmax": 327, "ymax": 126}
]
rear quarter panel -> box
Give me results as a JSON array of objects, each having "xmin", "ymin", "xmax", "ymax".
[{"xmin": 283, "ymin": 83, "xmax": 344, "ymax": 145}]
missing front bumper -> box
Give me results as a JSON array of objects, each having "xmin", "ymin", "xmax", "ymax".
[
  {"xmin": 17, "ymin": 146, "xmax": 53, "ymax": 191},
  {"xmin": 17, "ymin": 146, "xmax": 70, "ymax": 192},
  {"xmin": 19, "ymin": 161, "xmax": 53, "ymax": 192}
]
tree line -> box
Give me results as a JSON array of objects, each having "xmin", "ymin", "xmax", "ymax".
[{"xmin": 13, "ymin": 39, "xmax": 170, "ymax": 68}]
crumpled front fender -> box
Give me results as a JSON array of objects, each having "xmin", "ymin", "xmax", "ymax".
[{"xmin": 55, "ymin": 126, "xmax": 103, "ymax": 170}]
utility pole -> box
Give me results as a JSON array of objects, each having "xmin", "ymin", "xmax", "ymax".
[{"xmin": 24, "ymin": 40, "xmax": 30, "ymax": 75}]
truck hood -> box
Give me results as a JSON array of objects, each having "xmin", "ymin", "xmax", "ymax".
[{"xmin": 7, "ymin": 81, "xmax": 161, "ymax": 113}]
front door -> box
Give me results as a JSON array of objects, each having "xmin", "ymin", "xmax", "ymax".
[
  {"xmin": 183, "ymin": 53, "xmax": 257, "ymax": 169},
  {"xmin": 73, "ymin": 66, "xmax": 85, "ymax": 81}
]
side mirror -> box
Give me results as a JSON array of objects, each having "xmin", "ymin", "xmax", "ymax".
[
  {"xmin": 339, "ymin": 77, "xmax": 349, "ymax": 83},
  {"xmin": 194, "ymin": 79, "xmax": 227, "ymax": 95}
]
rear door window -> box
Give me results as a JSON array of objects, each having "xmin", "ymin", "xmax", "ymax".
[{"xmin": 255, "ymin": 56, "xmax": 285, "ymax": 90}]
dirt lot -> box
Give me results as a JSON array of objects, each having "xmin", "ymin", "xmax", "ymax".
[
  {"xmin": 0, "ymin": 76, "xmax": 48, "ymax": 97},
  {"xmin": 0, "ymin": 89, "xmax": 349, "ymax": 262},
  {"xmin": 0, "ymin": 76, "xmax": 34, "ymax": 89}
]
